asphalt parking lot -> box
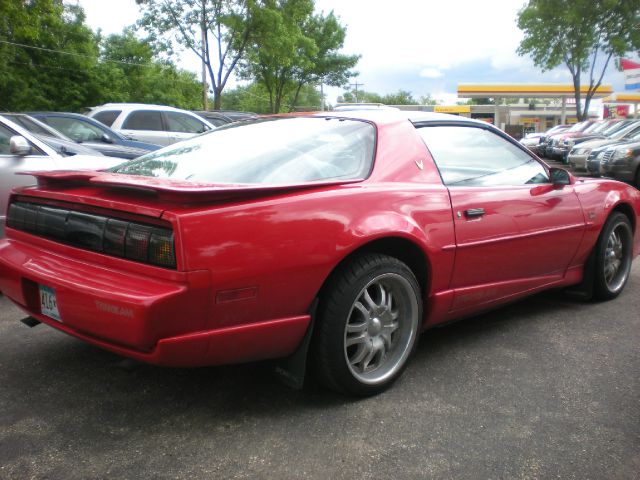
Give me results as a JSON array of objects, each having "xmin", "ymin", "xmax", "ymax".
[{"xmin": 0, "ymin": 261, "xmax": 639, "ymax": 480}]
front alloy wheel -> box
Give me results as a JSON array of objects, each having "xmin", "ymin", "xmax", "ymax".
[{"xmin": 593, "ymin": 212, "xmax": 633, "ymax": 300}]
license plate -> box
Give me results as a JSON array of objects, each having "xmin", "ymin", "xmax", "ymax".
[{"xmin": 39, "ymin": 285, "xmax": 62, "ymax": 322}]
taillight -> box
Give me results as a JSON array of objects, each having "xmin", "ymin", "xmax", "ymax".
[{"xmin": 7, "ymin": 201, "xmax": 176, "ymax": 269}]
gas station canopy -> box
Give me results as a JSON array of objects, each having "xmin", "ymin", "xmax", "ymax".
[
  {"xmin": 456, "ymin": 84, "xmax": 614, "ymax": 126},
  {"xmin": 457, "ymin": 84, "xmax": 613, "ymax": 99},
  {"xmin": 601, "ymin": 92, "xmax": 640, "ymax": 104}
]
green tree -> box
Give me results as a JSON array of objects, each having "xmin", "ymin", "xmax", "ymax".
[
  {"xmin": 517, "ymin": 0, "xmax": 640, "ymax": 120},
  {"xmin": 337, "ymin": 89, "xmax": 382, "ymax": 104},
  {"xmin": 221, "ymin": 81, "xmax": 321, "ymax": 113},
  {"xmin": 221, "ymin": 82, "xmax": 272, "ymax": 112},
  {"xmin": 96, "ymin": 29, "xmax": 202, "ymax": 109},
  {"xmin": 242, "ymin": 0, "xmax": 357, "ymax": 113},
  {"xmin": 419, "ymin": 94, "xmax": 438, "ymax": 106},
  {"xmin": 241, "ymin": 0, "xmax": 315, "ymax": 113},
  {"xmin": 337, "ymin": 89, "xmax": 430, "ymax": 106},
  {"xmin": 381, "ymin": 90, "xmax": 419, "ymax": 105},
  {"xmin": 288, "ymin": 11, "xmax": 358, "ymax": 109},
  {"xmin": 136, "ymin": 0, "xmax": 264, "ymax": 110},
  {"xmin": 0, "ymin": 0, "xmax": 100, "ymax": 111}
]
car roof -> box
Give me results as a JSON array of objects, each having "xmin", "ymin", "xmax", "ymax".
[
  {"xmin": 30, "ymin": 111, "xmax": 89, "ymax": 119},
  {"xmin": 91, "ymin": 103, "xmax": 197, "ymax": 113},
  {"xmin": 314, "ymin": 110, "xmax": 490, "ymax": 128}
]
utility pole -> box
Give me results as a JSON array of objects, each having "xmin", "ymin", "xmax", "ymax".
[
  {"xmin": 349, "ymin": 79, "xmax": 364, "ymax": 103},
  {"xmin": 200, "ymin": 9, "xmax": 208, "ymax": 111}
]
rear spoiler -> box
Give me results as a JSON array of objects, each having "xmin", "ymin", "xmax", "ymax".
[{"xmin": 18, "ymin": 170, "xmax": 362, "ymax": 203}]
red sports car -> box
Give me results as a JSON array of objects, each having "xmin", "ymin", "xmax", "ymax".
[{"xmin": 1, "ymin": 112, "xmax": 638, "ymax": 396}]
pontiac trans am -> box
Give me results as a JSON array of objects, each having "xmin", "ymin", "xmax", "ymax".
[{"xmin": 0, "ymin": 112, "xmax": 638, "ymax": 396}]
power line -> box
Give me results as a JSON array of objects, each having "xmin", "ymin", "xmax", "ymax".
[
  {"xmin": 8, "ymin": 59, "xmax": 91, "ymax": 74},
  {"xmin": 0, "ymin": 39, "xmax": 164, "ymax": 68}
]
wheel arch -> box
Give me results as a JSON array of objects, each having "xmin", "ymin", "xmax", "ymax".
[
  {"xmin": 611, "ymin": 202, "xmax": 636, "ymax": 234},
  {"xmin": 317, "ymin": 236, "xmax": 431, "ymax": 304}
]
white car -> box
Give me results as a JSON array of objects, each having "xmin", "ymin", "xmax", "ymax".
[
  {"xmin": 87, "ymin": 103, "xmax": 216, "ymax": 146},
  {"xmin": 0, "ymin": 116, "xmax": 123, "ymax": 237}
]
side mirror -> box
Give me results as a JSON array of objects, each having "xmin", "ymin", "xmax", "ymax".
[
  {"xmin": 9, "ymin": 136, "xmax": 32, "ymax": 156},
  {"xmin": 549, "ymin": 167, "xmax": 571, "ymax": 186},
  {"xmin": 101, "ymin": 133, "xmax": 114, "ymax": 144}
]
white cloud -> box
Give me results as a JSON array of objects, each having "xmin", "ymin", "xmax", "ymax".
[
  {"xmin": 75, "ymin": 0, "xmax": 140, "ymax": 35},
  {"xmin": 78, "ymin": 0, "xmax": 627, "ymax": 102},
  {"xmin": 420, "ymin": 68, "xmax": 444, "ymax": 78}
]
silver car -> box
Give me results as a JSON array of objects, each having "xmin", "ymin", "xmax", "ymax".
[
  {"xmin": 0, "ymin": 116, "xmax": 123, "ymax": 236},
  {"xmin": 87, "ymin": 103, "xmax": 216, "ymax": 146}
]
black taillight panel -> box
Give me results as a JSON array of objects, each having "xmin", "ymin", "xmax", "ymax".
[{"xmin": 6, "ymin": 201, "xmax": 176, "ymax": 269}]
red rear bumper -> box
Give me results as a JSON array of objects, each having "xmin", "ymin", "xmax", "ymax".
[{"xmin": 0, "ymin": 236, "xmax": 309, "ymax": 366}]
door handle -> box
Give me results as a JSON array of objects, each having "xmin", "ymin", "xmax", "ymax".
[{"xmin": 464, "ymin": 208, "xmax": 485, "ymax": 218}]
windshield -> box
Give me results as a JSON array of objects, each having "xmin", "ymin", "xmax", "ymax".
[
  {"xmin": 584, "ymin": 121, "xmax": 607, "ymax": 134},
  {"xmin": 111, "ymin": 117, "xmax": 376, "ymax": 184},
  {"xmin": 3, "ymin": 114, "xmax": 60, "ymax": 137},
  {"xmin": 567, "ymin": 122, "xmax": 590, "ymax": 133}
]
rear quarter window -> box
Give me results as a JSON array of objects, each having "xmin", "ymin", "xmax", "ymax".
[{"xmin": 93, "ymin": 110, "xmax": 121, "ymax": 127}]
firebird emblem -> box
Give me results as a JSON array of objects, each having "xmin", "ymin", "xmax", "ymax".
[{"xmin": 95, "ymin": 300, "xmax": 134, "ymax": 319}]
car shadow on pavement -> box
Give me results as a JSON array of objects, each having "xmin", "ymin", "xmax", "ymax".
[{"xmin": 2, "ymin": 288, "xmax": 587, "ymax": 415}]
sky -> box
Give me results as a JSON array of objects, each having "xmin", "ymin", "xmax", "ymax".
[{"xmin": 75, "ymin": 0, "xmax": 632, "ymax": 106}]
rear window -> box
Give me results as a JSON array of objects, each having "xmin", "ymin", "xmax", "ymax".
[
  {"xmin": 111, "ymin": 117, "xmax": 376, "ymax": 184},
  {"xmin": 93, "ymin": 110, "xmax": 121, "ymax": 127}
]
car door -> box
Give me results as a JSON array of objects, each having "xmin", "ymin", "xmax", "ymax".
[
  {"xmin": 163, "ymin": 111, "xmax": 212, "ymax": 145},
  {"xmin": 118, "ymin": 110, "xmax": 170, "ymax": 145},
  {"xmin": 417, "ymin": 123, "xmax": 585, "ymax": 312},
  {"xmin": 0, "ymin": 123, "xmax": 58, "ymax": 236}
]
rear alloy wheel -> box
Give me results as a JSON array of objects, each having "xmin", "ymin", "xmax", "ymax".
[
  {"xmin": 314, "ymin": 254, "xmax": 422, "ymax": 396},
  {"xmin": 593, "ymin": 212, "xmax": 633, "ymax": 300}
]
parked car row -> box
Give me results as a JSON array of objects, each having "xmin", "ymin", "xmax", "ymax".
[
  {"xmin": 0, "ymin": 104, "xmax": 256, "ymax": 237},
  {"xmin": 0, "ymin": 115, "xmax": 123, "ymax": 237},
  {"xmin": 521, "ymin": 118, "xmax": 640, "ymax": 188}
]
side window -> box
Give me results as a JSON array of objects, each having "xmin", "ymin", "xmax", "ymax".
[
  {"xmin": 417, "ymin": 125, "xmax": 549, "ymax": 186},
  {"xmin": 165, "ymin": 112, "xmax": 210, "ymax": 134},
  {"xmin": 122, "ymin": 111, "xmax": 164, "ymax": 131},
  {"xmin": 0, "ymin": 124, "xmax": 44, "ymax": 156},
  {"xmin": 93, "ymin": 110, "xmax": 121, "ymax": 127},
  {"xmin": 41, "ymin": 117, "xmax": 105, "ymax": 142},
  {"xmin": 0, "ymin": 124, "xmax": 13, "ymax": 154},
  {"xmin": 205, "ymin": 117, "xmax": 229, "ymax": 127}
]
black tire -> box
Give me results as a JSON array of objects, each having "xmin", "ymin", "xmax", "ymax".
[
  {"xmin": 592, "ymin": 212, "xmax": 633, "ymax": 301},
  {"xmin": 635, "ymin": 166, "xmax": 640, "ymax": 189},
  {"xmin": 313, "ymin": 253, "xmax": 422, "ymax": 396}
]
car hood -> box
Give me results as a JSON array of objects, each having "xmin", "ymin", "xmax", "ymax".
[
  {"xmin": 36, "ymin": 135, "xmax": 104, "ymax": 157},
  {"xmin": 575, "ymin": 138, "xmax": 620, "ymax": 150},
  {"xmin": 607, "ymin": 139, "xmax": 640, "ymax": 151},
  {"xmin": 80, "ymin": 142, "xmax": 154, "ymax": 159},
  {"xmin": 121, "ymin": 139, "xmax": 161, "ymax": 151},
  {"xmin": 555, "ymin": 132, "xmax": 593, "ymax": 140},
  {"xmin": 590, "ymin": 139, "xmax": 640, "ymax": 154}
]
